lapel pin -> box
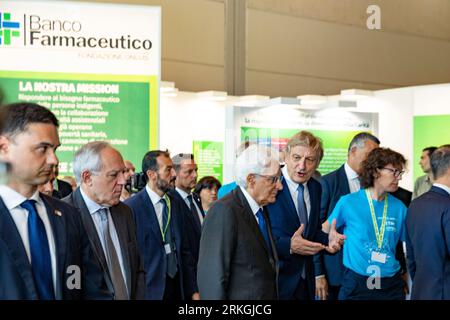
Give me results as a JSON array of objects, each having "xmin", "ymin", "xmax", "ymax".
[{"xmin": 54, "ymin": 210, "xmax": 62, "ymax": 217}]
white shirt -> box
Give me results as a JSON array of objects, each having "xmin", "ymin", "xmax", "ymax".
[
  {"xmin": 145, "ymin": 185, "xmax": 165, "ymax": 231},
  {"xmin": 0, "ymin": 185, "xmax": 57, "ymax": 294},
  {"xmin": 433, "ymin": 183, "xmax": 450, "ymax": 195},
  {"xmin": 175, "ymin": 187, "xmax": 204, "ymax": 225},
  {"xmin": 239, "ymin": 186, "xmax": 263, "ymax": 224},
  {"xmin": 281, "ymin": 166, "xmax": 311, "ymax": 219},
  {"xmin": 344, "ymin": 162, "xmax": 361, "ymax": 193},
  {"xmin": 79, "ymin": 187, "xmax": 128, "ymax": 291}
]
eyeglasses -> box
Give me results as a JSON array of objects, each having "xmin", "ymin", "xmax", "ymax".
[
  {"xmin": 254, "ymin": 173, "xmax": 282, "ymax": 184},
  {"xmin": 381, "ymin": 167, "xmax": 405, "ymax": 178}
]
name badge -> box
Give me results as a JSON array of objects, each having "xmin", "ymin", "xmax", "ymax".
[
  {"xmin": 164, "ymin": 243, "xmax": 172, "ymax": 254},
  {"xmin": 371, "ymin": 251, "xmax": 387, "ymax": 264}
]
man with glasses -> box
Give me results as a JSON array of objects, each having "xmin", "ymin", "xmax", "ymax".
[
  {"xmin": 267, "ymin": 131, "xmax": 345, "ymax": 300},
  {"xmin": 197, "ymin": 144, "xmax": 282, "ymax": 299}
]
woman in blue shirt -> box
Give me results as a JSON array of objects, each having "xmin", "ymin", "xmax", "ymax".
[{"xmin": 323, "ymin": 148, "xmax": 408, "ymax": 300}]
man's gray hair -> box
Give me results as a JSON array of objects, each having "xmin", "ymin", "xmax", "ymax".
[
  {"xmin": 348, "ymin": 132, "xmax": 380, "ymax": 153},
  {"xmin": 430, "ymin": 144, "xmax": 450, "ymax": 179},
  {"xmin": 235, "ymin": 144, "xmax": 279, "ymax": 188},
  {"xmin": 73, "ymin": 141, "xmax": 112, "ymax": 183}
]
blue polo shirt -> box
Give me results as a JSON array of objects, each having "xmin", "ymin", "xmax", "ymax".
[{"xmin": 328, "ymin": 189, "xmax": 407, "ymax": 277}]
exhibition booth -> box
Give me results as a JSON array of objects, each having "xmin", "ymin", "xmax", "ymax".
[{"xmin": 1, "ymin": 1, "xmax": 449, "ymax": 192}]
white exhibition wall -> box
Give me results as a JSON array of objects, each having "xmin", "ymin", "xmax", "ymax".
[{"xmin": 159, "ymin": 83, "xmax": 450, "ymax": 191}]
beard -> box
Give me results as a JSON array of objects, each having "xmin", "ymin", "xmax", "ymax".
[{"xmin": 156, "ymin": 173, "xmax": 175, "ymax": 193}]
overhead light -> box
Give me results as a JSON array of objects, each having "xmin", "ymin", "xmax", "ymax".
[
  {"xmin": 160, "ymin": 81, "xmax": 178, "ymax": 97},
  {"xmin": 261, "ymin": 97, "xmax": 301, "ymax": 108},
  {"xmin": 340, "ymin": 89, "xmax": 373, "ymax": 100},
  {"xmin": 197, "ymin": 90, "xmax": 228, "ymax": 101}
]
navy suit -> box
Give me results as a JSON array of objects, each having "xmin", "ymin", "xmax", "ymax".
[
  {"xmin": 0, "ymin": 194, "xmax": 111, "ymax": 300},
  {"xmin": 168, "ymin": 189, "xmax": 203, "ymax": 263},
  {"xmin": 267, "ymin": 176, "xmax": 328, "ymax": 299},
  {"xmin": 314, "ymin": 165, "xmax": 348, "ymax": 289},
  {"xmin": 406, "ymin": 186, "xmax": 450, "ymax": 300},
  {"xmin": 124, "ymin": 188, "xmax": 197, "ymax": 300}
]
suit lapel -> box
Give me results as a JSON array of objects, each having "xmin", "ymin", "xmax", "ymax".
[
  {"xmin": 304, "ymin": 180, "xmax": 317, "ymax": 237},
  {"xmin": 337, "ymin": 165, "xmax": 351, "ymax": 195},
  {"xmin": 41, "ymin": 195, "xmax": 65, "ymax": 299},
  {"xmin": 234, "ymin": 188, "xmax": 270, "ymax": 257},
  {"xmin": 139, "ymin": 191, "xmax": 164, "ymax": 245},
  {"xmin": 72, "ymin": 189, "xmax": 110, "ymax": 277},
  {"xmin": 109, "ymin": 205, "xmax": 131, "ymax": 295},
  {"xmin": 0, "ymin": 197, "xmax": 38, "ymax": 299},
  {"xmin": 280, "ymin": 177, "xmax": 301, "ymax": 225},
  {"xmin": 172, "ymin": 190, "xmax": 201, "ymax": 234}
]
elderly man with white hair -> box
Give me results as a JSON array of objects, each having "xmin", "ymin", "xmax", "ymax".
[{"xmin": 197, "ymin": 144, "xmax": 282, "ymax": 300}]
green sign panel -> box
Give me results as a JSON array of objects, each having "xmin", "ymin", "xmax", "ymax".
[
  {"xmin": 413, "ymin": 115, "xmax": 450, "ymax": 180},
  {"xmin": 0, "ymin": 70, "xmax": 159, "ymax": 176},
  {"xmin": 193, "ymin": 140, "xmax": 223, "ymax": 183},
  {"xmin": 241, "ymin": 127, "xmax": 365, "ymax": 176}
]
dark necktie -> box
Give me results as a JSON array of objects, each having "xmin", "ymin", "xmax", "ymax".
[
  {"xmin": 297, "ymin": 184, "xmax": 308, "ymax": 228},
  {"xmin": 256, "ymin": 208, "xmax": 273, "ymax": 257},
  {"xmin": 187, "ymin": 194, "xmax": 202, "ymax": 229},
  {"xmin": 20, "ymin": 199, "xmax": 55, "ymax": 300},
  {"xmin": 160, "ymin": 198, "xmax": 178, "ymax": 278},
  {"xmin": 97, "ymin": 208, "xmax": 129, "ymax": 300}
]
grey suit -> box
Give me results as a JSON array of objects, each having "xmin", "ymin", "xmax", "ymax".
[
  {"xmin": 63, "ymin": 188, "xmax": 145, "ymax": 299},
  {"xmin": 197, "ymin": 187, "xmax": 278, "ymax": 300}
]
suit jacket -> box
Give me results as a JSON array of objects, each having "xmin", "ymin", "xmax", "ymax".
[
  {"xmin": 267, "ymin": 176, "xmax": 328, "ymax": 300},
  {"xmin": 314, "ymin": 165, "xmax": 349, "ymax": 285},
  {"xmin": 124, "ymin": 188, "xmax": 197, "ymax": 300},
  {"xmin": 63, "ymin": 188, "xmax": 145, "ymax": 300},
  {"xmin": 197, "ymin": 187, "xmax": 278, "ymax": 300},
  {"xmin": 168, "ymin": 189, "xmax": 203, "ymax": 263},
  {"xmin": 0, "ymin": 194, "xmax": 111, "ymax": 300},
  {"xmin": 405, "ymin": 186, "xmax": 450, "ymax": 300}
]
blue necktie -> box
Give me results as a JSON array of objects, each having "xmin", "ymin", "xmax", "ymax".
[
  {"xmin": 256, "ymin": 209, "xmax": 273, "ymax": 257},
  {"xmin": 297, "ymin": 184, "xmax": 308, "ymax": 228},
  {"xmin": 21, "ymin": 199, "xmax": 55, "ymax": 300}
]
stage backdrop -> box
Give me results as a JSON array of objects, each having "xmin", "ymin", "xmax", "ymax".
[{"xmin": 0, "ymin": 0, "xmax": 160, "ymax": 175}]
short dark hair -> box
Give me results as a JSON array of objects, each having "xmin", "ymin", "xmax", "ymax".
[
  {"xmin": 422, "ymin": 146, "xmax": 437, "ymax": 157},
  {"xmin": 193, "ymin": 176, "xmax": 222, "ymax": 195},
  {"xmin": 0, "ymin": 102, "xmax": 59, "ymax": 137},
  {"xmin": 430, "ymin": 145, "xmax": 450, "ymax": 179},
  {"xmin": 142, "ymin": 150, "xmax": 170, "ymax": 182},
  {"xmin": 360, "ymin": 148, "xmax": 406, "ymax": 188},
  {"xmin": 172, "ymin": 153, "xmax": 194, "ymax": 172},
  {"xmin": 348, "ymin": 132, "xmax": 380, "ymax": 153}
]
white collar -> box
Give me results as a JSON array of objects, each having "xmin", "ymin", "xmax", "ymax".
[
  {"xmin": 80, "ymin": 186, "xmax": 105, "ymax": 215},
  {"xmin": 281, "ymin": 165, "xmax": 308, "ymax": 190},
  {"xmin": 433, "ymin": 183, "xmax": 450, "ymax": 195},
  {"xmin": 344, "ymin": 162, "xmax": 359, "ymax": 180},
  {"xmin": 0, "ymin": 185, "xmax": 42, "ymax": 210},
  {"xmin": 145, "ymin": 184, "xmax": 165, "ymax": 205},
  {"xmin": 176, "ymin": 187, "xmax": 191, "ymax": 200},
  {"xmin": 239, "ymin": 186, "xmax": 262, "ymax": 215}
]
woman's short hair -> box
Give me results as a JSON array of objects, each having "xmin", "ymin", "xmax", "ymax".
[
  {"xmin": 193, "ymin": 176, "xmax": 222, "ymax": 195},
  {"xmin": 359, "ymin": 147, "xmax": 406, "ymax": 188}
]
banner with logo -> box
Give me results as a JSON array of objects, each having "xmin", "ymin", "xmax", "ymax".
[{"xmin": 0, "ymin": 0, "xmax": 160, "ymax": 175}]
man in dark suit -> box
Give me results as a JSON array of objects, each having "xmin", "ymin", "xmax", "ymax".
[
  {"xmin": 314, "ymin": 132, "xmax": 379, "ymax": 300},
  {"xmin": 267, "ymin": 131, "xmax": 345, "ymax": 300},
  {"xmin": 0, "ymin": 102, "xmax": 110, "ymax": 300},
  {"xmin": 406, "ymin": 145, "xmax": 450, "ymax": 300},
  {"xmin": 63, "ymin": 141, "xmax": 145, "ymax": 300},
  {"xmin": 125, "ymin": 150, "xmax": 198, "ymax": 300},
  {"xmin": 170, "ymin": 153, "xmax": 204, "ymax": 264},
  {"xmin": 198, "ymin": 145, "xmax": 282, "ymax": 299}
]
